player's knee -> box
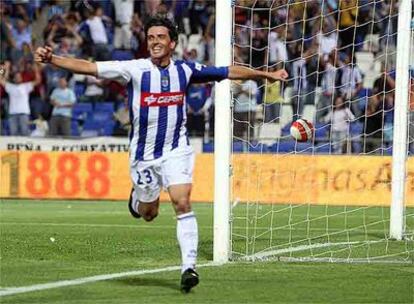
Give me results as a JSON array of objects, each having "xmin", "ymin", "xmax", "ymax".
[
  {"xmin": 174, "ymin": 198, "xmax": 191, "ymax": 214},
  {"xmin": 142, "ymin": 210, "xmax": 158, "ymax": 222}
]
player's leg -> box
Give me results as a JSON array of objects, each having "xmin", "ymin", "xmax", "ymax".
[
  {"xmin": 128, "ymin": 187, "xmax": 160, "ymax": 221},
  {"xmin": 114, "ymin": 26, "xmax": 122, "ymax": 49},
  {"xmin": 138, "ymin": 198, "xmax": 160, "ymax": 222},
  {"xmin": 129, "ymin": 162, "xmax": 162, "ymax": 222},
  {"xmin": 163, "ymin": 147, "xmax": 199, "ymax": 292},
  {"xmin": 20, "ymin": 114, "xmax": 30, "ymax": 136},
  {"xmin": 8, "ymin": 114, "xmax": 19, "ymax": 136},
  {"xmin": 168, "ymin": 183, "xmax": 199, "ymax": 292},
  {"xmin": 122, "ymin": 24, "xmax": 132, "ymax": 49}
]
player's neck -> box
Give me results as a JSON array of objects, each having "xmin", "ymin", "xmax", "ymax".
[{"xmin": 151, "ymin": 57, "xmax": 171, "ymax": 69}]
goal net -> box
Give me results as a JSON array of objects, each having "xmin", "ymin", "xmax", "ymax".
[{"xmin": 228, "ymin": 0, "xmax": 414, "ymax": 263}]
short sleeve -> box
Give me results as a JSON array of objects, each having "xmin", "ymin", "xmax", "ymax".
[
  {"xmin": 50, "ymin": 89, "xmax": 57, "ymax": 100},
  {"xmin": 4, "ymin": 82, "xmax": 12, "ymax": 93},
  {"xmin": 96, "ymin": 61, "xmax": 132, "ymax": 84},
  {"xmin": 25, "ymin": 82, "xmax": 34, "ymax": 93},
  {"xmin": 69, "ymin": 90, "xmax": 76, "ymax": 103}
]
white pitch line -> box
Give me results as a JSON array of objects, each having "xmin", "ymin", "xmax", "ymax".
[
  {"xmin": 1, "ymin": 221, "xmax": 395, "ymax": 233},
  {"xmin": 242, "ymin": 241, "xmax": 362, "ymax": 261},
  {"xmin": 0, "ymin": 262, "xmax": 218, "ymax": 297},
  {"xmin": 1, "ymin": 221, "xmax": 175, "ymax": 230}
]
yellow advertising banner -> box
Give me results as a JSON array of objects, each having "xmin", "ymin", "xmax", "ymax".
[
  {"xmin": 0, "ymin": 151, "xmax": 413, "ymax": 206},
  {"xmin": 231, "ymin": 154, "xmax": 414, "ymax": 206}
]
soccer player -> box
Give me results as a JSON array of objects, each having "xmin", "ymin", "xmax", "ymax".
[{"xmin": 34, "ymin": 15, "xmax": 288, "ymax": 293}]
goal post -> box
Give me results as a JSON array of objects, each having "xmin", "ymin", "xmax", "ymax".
[
  {"xmin": 390, "ymin": 0, "xmax": 412, "ymax": 240},
  {"xmin": 214, "ymin": 0, "xmax": 413, "ymax": 264},
  {"xmin": 213, "ymin": 0, "xmax": 232, "ymax": 263}
]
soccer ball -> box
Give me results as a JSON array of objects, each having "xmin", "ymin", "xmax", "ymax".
[{"xmin": 290, "ymin": 118, "xmax": 314, "ymax": 142}]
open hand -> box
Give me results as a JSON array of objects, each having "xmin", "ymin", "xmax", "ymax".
[{"xmin": 34, "ymin": 46, "xmax": 53, "ymax": 63}]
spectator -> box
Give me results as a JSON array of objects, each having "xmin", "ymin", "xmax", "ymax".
[
  {"xmin": 363, "ymin": 69, "xmax": 395, "ymax": 154},
  {"xmin": 316, "ymin": 51, "xmax": 340, "ymax": 122},
  {"xmin": 11, "ymin": 18, "xmax": 32, "ymax": 51},
  {"xmin": 104, "ymin": 79, "xmax": 126, "ymax": 106},
  {"xmin": 290, "ymin": 56, "xmax": 307, "ymax": 121},
  {"xmin": 184, "ymin": 48, "xmax": 199, "ymax": 63},
  {"xmin": 339, "ymin": 52, "xmax": 363, "ymax": 118},
  {"xmin": 233, "ymin": 79, "xmax": 258, "ymax": 140},
  {"xmin": 82, "ymin": 5, "xmax": 112, "ymax": 61},
  {"xmin": 290, "ymin": 44, "xmax": 319, "ymax": 121},
  {"xmin": 82, "ymin": 74, "xmax": 105, "ymax": 104},
  {"xmin": 21, "ymin": 60, "xmax": 46, "ymax": 120},
  {"xmin": 188, "ymin": 0, "xmax": 211, "ymax": 35},
  {"xmin": 250, "ymin": 29, "xmax": 267, "ymax": 68},
  {"xmin": 30, "ymin": 114, "xmax": 49, "ymax": 137},
  {"xmin": 143, "ymin": 0, "xmax": 162, "ymax": 16},
  {"xmin": 155, "ymin": 2, "xmax": 174, "ymax": 21},
  {"xmin": 55, "ymin": 37, "xmax": 81, "ymax": 58},
  {"xmin": 377, "ymin": 0, "xmax": 398, "ymax": 52},
  {"xmin": 46, "ymin": 14, "xmax": 83, "ymax": 54},
  {"xmin": 113, "ymin": 97, "xmax": 130, "ymax": 137},
  {"xmin": 49, "ymin": 77, "xmax": 76, "ymax": 136},
  {"xmin": 44, "ymin": 63, "xmax": 70, "ymax": 94},
  {"xmin": 0, "ymin": 61, "xmax": 41, "ymax": 136},
  {"xmin": 186, "ymin": 83, "xmax": 210, "ymax": 137},
  {"xmin": 46, "ymin": 0, "xmax": 65, "ymax": 21},
  {"xmin": 268, "ymin": 26, "xmax": 288, "ymax": 66},
  {"xmin": 10, "ymin": 3, "xmax": 30, "ymax": 24},
  {"xmin": 263, "ymin": 66, "xmax": 284, "ymax": 123},
  {"xmin": 130, "ymin": 12, "xmax": 147, "ymax": 57},
  {"xmin": 112, "ymin": 0, "xmax": 134, "ymax": 50},
  {"xmin": 338, "ymin": 0, "xmax": 358, "ymax": 53},
  {"xmin": 316, "ymin": 20, "xmax": 338, "ymax": 60},
  {"xmin": 323, "ymin": 94, "xmax": 355, "ymax": 154},
  {"xmin": 0, "ymin": 5, "xmax": 16, "ymax": 62},
  {"xmin": 63, "ymin": 13, "xmax": 83, "ymax": 48}
]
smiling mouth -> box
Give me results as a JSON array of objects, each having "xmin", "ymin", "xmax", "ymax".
[{"xmin": 152, "ymin": 46, "xmax": 162, "ymax": 53}]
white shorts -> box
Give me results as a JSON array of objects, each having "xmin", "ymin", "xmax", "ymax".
[{"xmin": 130, "ymin": 146, "xmax": 194, "ymax": 203}]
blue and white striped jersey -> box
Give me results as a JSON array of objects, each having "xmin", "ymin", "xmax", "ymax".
[{"xmin": 97, "ymin": 58, "xmax": 228, "ymax": 161}]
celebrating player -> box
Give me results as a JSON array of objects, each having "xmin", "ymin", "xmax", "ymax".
[{"xmin": 34, "ymin": 15, "xmax": 288, "ymax": 293}]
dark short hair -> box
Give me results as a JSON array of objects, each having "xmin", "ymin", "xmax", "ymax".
[{"xmin": 144, "ymin": 14, "xmax": 178, "ymax": 43}]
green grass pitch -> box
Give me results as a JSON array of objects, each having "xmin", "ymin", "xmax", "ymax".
[{"xmin": 1, "ymin": 199, "xmax": 413, "ymax": 303}]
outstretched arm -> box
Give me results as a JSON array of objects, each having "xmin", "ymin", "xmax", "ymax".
[
  {"xmin": 228, "ymin": 65, "xmax": 288, "ymax": 82},
  {"xmin": 34, "ymin": 46, "xmax": 97, "ymax": 76}
]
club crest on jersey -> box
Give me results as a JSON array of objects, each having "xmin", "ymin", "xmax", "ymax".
[
  {"xmin": 141, "ymin": 92, "xmax": 185, "ymax": 107},
  {"xmin": 161, "ymin": 76, "xmax": 169, "ymax": 89}
]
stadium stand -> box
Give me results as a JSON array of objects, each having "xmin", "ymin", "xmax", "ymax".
[{"xmin": 0, "ymin": 0, "xmax": 410, "ymax": 155}]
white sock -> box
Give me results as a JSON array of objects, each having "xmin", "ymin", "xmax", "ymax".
[{"xmin": 177, "ymin": 211, "xmax": 198, "ymax": 274}]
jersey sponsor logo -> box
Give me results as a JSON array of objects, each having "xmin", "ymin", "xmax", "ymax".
[{"xmin": 140, "ymin": 92, "xmax": 185, "ymax": 107}]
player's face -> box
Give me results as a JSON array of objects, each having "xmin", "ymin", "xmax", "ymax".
[{"xmin": 147, "ymin": 26, "xmax": 176, "ymax": 62}]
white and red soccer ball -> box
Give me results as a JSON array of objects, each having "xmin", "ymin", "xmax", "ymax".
[{"xmin": 290, "ymin": 118, "xmax": 314, "ymax": 142}]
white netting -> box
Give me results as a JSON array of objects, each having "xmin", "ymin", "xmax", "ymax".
[{"xmin": 230, "ymin": 0, "xmax": 413, "ymax": 263}]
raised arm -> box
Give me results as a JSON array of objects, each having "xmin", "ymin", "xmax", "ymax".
[
  {"xmin": 32, "ymin": 63, "xmax": 42, "ymax": 87},
  {"xmin": 0, "ymin": 61, "xmax": 11, "ymax": 87},
  {"xmin": 34, "ymin": 46, "xmax": 97, "ymax": 76},
  {"xmin": 228, "ymin": 65, "xmax": 288, "ymax": 82}
]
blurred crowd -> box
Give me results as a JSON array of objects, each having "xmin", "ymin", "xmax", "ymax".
[
  {"xmin": 0, "ymin": 0, "xmax": 216, "ymax": 138},
  {"xmin": 232, "ymin": 0, "xmax": 414, "ymax": 154},
  {"xmin": 0, "ymin": 0, "xmax": 412, "ymax": 154}
]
